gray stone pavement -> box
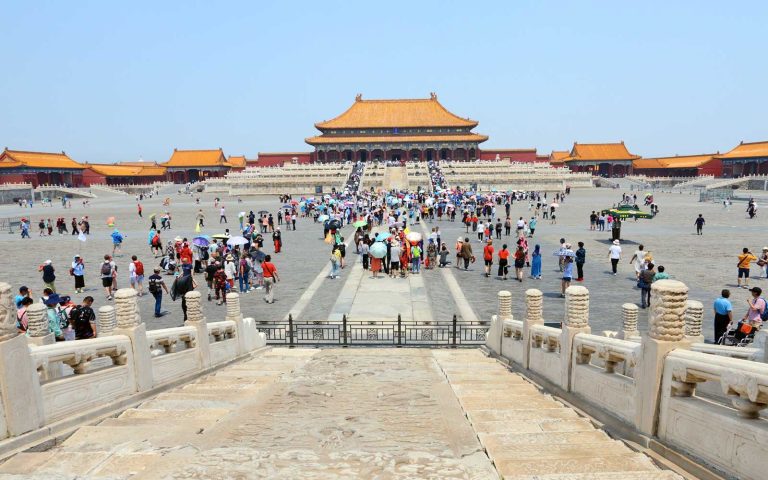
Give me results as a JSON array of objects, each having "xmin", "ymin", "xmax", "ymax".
[
  {"xmin": 0, "ymin": 191, "xmax": 353, "ymax": 330},
  {"xmin": 3, "ymin": 187, "xmax": 768, "ymax": 342},
  {"xmin": 418, "ymin": 189, "xmax": 768, "ymax": 341}
]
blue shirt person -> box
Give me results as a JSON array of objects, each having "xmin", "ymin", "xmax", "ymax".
[{"xmin": 713, "ymin": 289, "xmax": 733, "ymax": 343}]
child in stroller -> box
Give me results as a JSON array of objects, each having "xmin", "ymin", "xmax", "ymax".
[{"xmin": 719, "ymin": 286, "xmax": 765, "ymax": 346}]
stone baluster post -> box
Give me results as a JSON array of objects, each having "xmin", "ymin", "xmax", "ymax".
[
  {"xmin": 486, "ymin": 291, "xmax": 510, "ymax": 355},
  {"xmin": 523, "ymin": 289, "xmax": 543, "ymax": 369},
  {"xmin": 226, "ymin": 292, "xmax": 248, "ymax": 355},
  {"xmin": 561, "ymin": 286, "xmax": 590, "ymax": 390},
  {"xmin": 97, "ymin": 305, "xmax": 117, "ymax": 337},
  {"xmin": 621, "ymin": 303, "xmax": 640, "ymax": 341},
  {"xmin": 113, "ymin": 288, "xmax": 152, "ymax": 392},
  {"xmin": 684, "ymin": 300, "xmax": 705, "ymax": 343},
  {"xmin": 0, "ymin": 282, "xmax": 44, "ymax": 436},
  {"xmin": 25, "ymin": 303, "xmax": 55, "ymax": 346},
  {"xmin": 185, "ymin": 291, "xmax": 211, "ymax": 368},
  {"xmin": 635, "ymin": 279, "xmax": 689, "ymax": 435}
]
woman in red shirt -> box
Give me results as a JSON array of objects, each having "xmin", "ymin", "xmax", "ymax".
[
  {"xmin": 498, "ymin": 244, "xmax": 510, "ymax": 280},
  {"xmin": 483, "ymin": 240, "xmax": 494, "ymax": 278}
]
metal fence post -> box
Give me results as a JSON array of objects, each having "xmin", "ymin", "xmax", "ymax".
[
  {"xmin": 397, "ymin": 314, "xmax": 402, "ymax": 347},
  {"xmin": 342, "ymin": 314, "xmax": 348, "ymax": 347},
  {"xmin": 288, "ymin": 313, "xmax": 294, "ymax": 348},
  {"xmin": 452, "ymin": 314, "xmax": 458, "ymax": 348}
]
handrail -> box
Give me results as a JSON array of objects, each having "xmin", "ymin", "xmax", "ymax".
[
  {"xmin": 530, "ymin": 324, "xmax": 562, "ymax": 351},
  {"xmin": 690, "ymin": 342, "xmax": 762, "ymax": 361},
  {"xmin": 665, "ymin": 349, "xmax": 768, "ymax": 418},
  {"xmin": 146, "ymin": 326, "xmax": 197, "ymax": 354},
  {"xmin": 574, "ymin": 333, "xmax": 641, "ymax": 372},
  {"xmin": 207, "ymin": 320, "xmax": 236, "ymax": 341},
  {"xmin": 29, "ymin": 336, "xmax": 131, "ymax": 380}
]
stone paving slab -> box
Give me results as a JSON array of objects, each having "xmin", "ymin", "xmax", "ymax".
[{"xmin": 495, "ymin": 453, "xmax": 659, "ymax": 478}]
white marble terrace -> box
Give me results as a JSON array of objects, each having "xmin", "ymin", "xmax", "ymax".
[{"xmin": 486, "ymin": 280, "xmax": 768, "ymax": 480}]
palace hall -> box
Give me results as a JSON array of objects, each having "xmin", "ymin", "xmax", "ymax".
[{"xmin": 305, "ymin": 93, "xmax": 488, "ymax": 163}]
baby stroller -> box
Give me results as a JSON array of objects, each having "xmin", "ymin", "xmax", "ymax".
[
  {"xmin": 159, "ymin": 255, "xmax": 177, "ymax": 275},
  {"xmin": 718, "ymin": 321, "xmax": 758, "ymax": 347}
]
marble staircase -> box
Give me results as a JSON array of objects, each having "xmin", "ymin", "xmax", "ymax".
[
  {"xmin": 432, "ymin": 349, "xmax": 684, "ymax": 479},
  {"xmin": 0, "ymin": 349, "xmax": 316, "ymax": 479}
]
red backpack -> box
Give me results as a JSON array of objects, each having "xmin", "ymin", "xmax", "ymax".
[{"xmin": 134, "ymin": 261, "xmax": 144, "ymax": 276}]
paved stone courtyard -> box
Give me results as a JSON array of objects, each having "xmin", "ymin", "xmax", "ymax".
[{"xmin": 2, "ymin": 185, "xmax": 767, "ymax": 340}]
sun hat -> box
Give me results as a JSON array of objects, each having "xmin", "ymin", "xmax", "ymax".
[
  {"xmin": 225, "ymin": 254, "xmax": 234, "ymax": 261},
  {"xmin": 613, "ymin": 240, "xmax": 620, "ymax": 245},
  {"xmin": 44, "ymin": 294, "xmax": 60, "ymax": 306},
  {"xmin": 44, "ymin": 259, "xmax": 52, "ymax": 265}
]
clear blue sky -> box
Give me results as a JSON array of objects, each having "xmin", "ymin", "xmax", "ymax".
[{"xmin": 1, "ymin": 1, "xmax": 766, "ymax": 163}]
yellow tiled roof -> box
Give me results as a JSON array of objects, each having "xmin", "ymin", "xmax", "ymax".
[
  {"xmin": 549, "ymin": 150, "xmax": 570, "ymax": 162},
  {"xmin": 117, "ymin": 161, "xmax": 161, "ymax": 167},
  {"xmin": 87, "ymin": 164, "xmax": 167, "ymax": 177},
  {"xmin": 634, "ymin": 154, "xmax": 716, "ymax": 169},
  {"xmin": 715, "ymin": 141, "xmax": 768, "ymax": 159},
  {"xmin": 163, "ymin": 149, "xmax": 227, "ymax": 167},
  {"xmin": 315, "ymin": 94, "xmax": 478, "ymax": 129},
  {"xmin": 305, "ymin": 134, "xmax": 488, "ymax": 145},
  {"xmin": 226, "ymin": 155, "xmax": 247, "ymax": 168},
  {"xmin": 0, "ymin": 149, "xmax": 84, "ymax": 169},
  {"xmin": 563, "ymin": 142, "xmax": 640, "ymax": 162}
]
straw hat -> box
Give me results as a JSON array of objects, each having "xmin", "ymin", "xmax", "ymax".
[{"xmin": 613, "ymin": 240, "xmax": 620, "ymax": 245}]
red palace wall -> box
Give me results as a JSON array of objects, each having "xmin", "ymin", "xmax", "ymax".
[
  {"xmin": 81, "ymin": 169, "xmax": 107, "ymax": 187},
  {"xmin": 698, "ymin": 158, "xmax": 723, "ymax": 177},
  {"xmin": 250, "ymin": 152, "xmax": 313, "ymax": 168},
  {"xmin": 477, "ymin": 149, "xmax": 540, "ymax": 162}
]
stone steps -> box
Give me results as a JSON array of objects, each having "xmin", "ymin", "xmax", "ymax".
[
  {"xmin": 432, "ymin": 349, "xmax": 684, "ymax": 480},
  {"xmin": 0, "ymin": 348, "xmax": 317, "ymax": 479}
]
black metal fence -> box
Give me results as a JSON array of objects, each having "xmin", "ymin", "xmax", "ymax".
[{"xmin": 257, "ymin": 314, "xmax": 488, "ymax": 347}]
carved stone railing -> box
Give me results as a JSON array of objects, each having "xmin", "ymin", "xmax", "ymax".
[
  {"xmin": 28, "ymin": 336, "xmax": 135, "ymax": 423},
  {"xmin": 658, "ymin": 349, "xmax": 768, "ymax": 479},
  {"xmin": 483, "ymin": 280, "xmax": 768, "ymax": 480},
  {"xmin": 574, "ymin": 333, "xmax": 640, "ymax": 375},
  {"xmin": 146, "ymin": 326, "xmax": 197, "ymax": 355},
  {"xmin": 0, "ymin": 287, "xmax": 267, "ymax": 444},
  {"xmin": 29, "ymin": 336, "xmax": 131, "ymax": 381}
]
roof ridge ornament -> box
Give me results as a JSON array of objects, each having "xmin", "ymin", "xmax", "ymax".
[
  {"xmin": 430, "ymin": 92, "xmax": 437, "ymax": 100},
  {"xmin": 355, "ymin": 93, "xmax": 362, "ymax": 102}
]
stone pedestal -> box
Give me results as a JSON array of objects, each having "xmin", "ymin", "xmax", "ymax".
[
  {"xmin": 620, "ymin": 303, "xmax": 640, "ymax": 341},
  {"xmin": 226, "ymin": 293, "xmax": 247, "ymax": 355},
  {"xmin": 523, "ymin": 289, "xmax": 543, "ymax": 369},
  {"xmin": 684, "ymin": 300, "xmax": 705, "ymax": 344},
  {"xmin": 0, "ymin": 334, "xmax": 44, "ymax": 436},
  {"xmin": 98, "ymin": 305, "xmax": 117, "ymax": 337},
  {"xmin": 635, "ymin": 279, "xmax": 688, "ymax": 435},
  {"xmin": 185, "ymin": 291, "xmax": 211, "ymax": 368},
  {"xmin": 112, "ymin": 289, "xmax": 153, "ymax": 392},
  {"xmin": 561, "ymin": 286, "xmax": 590, "ymax": 391},
  {"xmin": 487, "ymin": 291, "xmax": 511, "ymax": 355}
]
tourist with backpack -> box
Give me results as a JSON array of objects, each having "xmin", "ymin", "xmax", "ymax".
[
  {"xmin": 70, "ymin": 296, "xmax": 96, "ymax": 339},
  {"xmin": 101, "ymin": 255, "xmax": 117, "ymax": 300},
  {"xmin": 147, "ymin": 268, "xmax": 169, "ymax": 317},
  {"xmin": 129, "ymin": 255, "xmax": 145, "ymax": 296}
]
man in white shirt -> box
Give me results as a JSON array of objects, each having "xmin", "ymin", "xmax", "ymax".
[
  {"xmin": 609, "ymin": 240, "xmax": 622, "ymax": 276},
  {"xmin": 219, "ymin": 206, "xmax": 227, "ymax": 224}
]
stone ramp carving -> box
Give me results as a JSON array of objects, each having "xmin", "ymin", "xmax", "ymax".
[{"xmin": 432, "ymin": 349, "xmax": 684, "ymax": 480}]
